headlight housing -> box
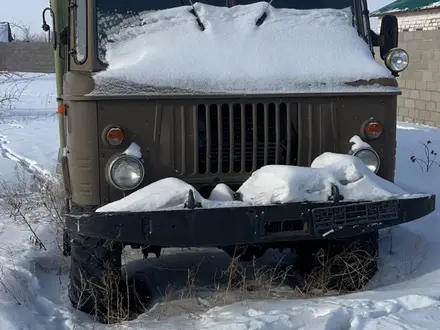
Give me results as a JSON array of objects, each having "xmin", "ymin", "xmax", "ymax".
[
  {"xmin": 107, "ymin": 155, "xmax": 145, "ymax": 191},
  {"xmin": 353, "ymin": 148, "xmax": 381, "ymax": 173},
  {"xmin": 385, "ymin": 48, "xmax": 409, "ymax": 73}
]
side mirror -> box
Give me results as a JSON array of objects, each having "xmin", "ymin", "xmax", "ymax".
[{"xmin": 380, "ymin": 15, "xmax": 399, "ymax": 60}]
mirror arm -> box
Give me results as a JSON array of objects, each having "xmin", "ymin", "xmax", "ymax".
[
  {"xmin": 370, "ymin": 30, "xmax": 384, "ymax": 47},
  {"xmin": 42, "ymin": 7, "xmax": 57, "ymax": 50},
  {"xmin": 376, "ymin": 35, "xmax": 385, "ymax": 47}
]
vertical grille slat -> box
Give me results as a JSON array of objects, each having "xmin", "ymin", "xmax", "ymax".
[
  {"xmin": 195, "ymin": 101, "xmax": 296, "ymax": 176},
  {"xmin": 193, "ymin": 105, "xmax": 199, "ymax": 174},
  {"xmin": 240, "ymin": 104, "xmax": 246, "ymax": 173},
  {"xmin": 252, "ymin": 104, "xmax": 258, "ymax": 171},
  {"xmin": 286, "ymin": 103, "xmax": 292, "ymax": 165},
  {"xmin": 217, "ymin": 105, "xmax": 223, "ymax": 174},
  {"xmin": 180, "ymin": 106, "xmax": 186, "ymax": 174},
  {"xmin": 205, "ymin": 104, "xmax": 211, "ymax": 174},
  {"xmin": 275, "ymin": 104, "xmax": 280, "ymax": 164},
  {"xmin": 307, "ymin": 104, "xmax": 313, "ymax": 165},
  {"xmin": 264, "ymin": 104, "xmax": 269, "ymax": 165},
  {"xmin": 229, "ymin": 104, "xmax": 234, "ymax": 173}
]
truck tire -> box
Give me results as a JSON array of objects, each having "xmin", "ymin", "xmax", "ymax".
[
  {"xmin": 68, "ymin": 234, "xmax": 123, "ymax": 323},
  {"xmin": 293, "ymin": 231, "xmax": 379, "ymax": 292}
]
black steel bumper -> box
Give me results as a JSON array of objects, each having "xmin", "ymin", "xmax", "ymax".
[{"xmin": 65, "ymin": 195, "xmax": 436, "ymax": 247}]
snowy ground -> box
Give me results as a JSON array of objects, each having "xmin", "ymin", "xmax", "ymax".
[{"xmin": 0, "ymin": 74, "xmax": 440, "ymax": 329}]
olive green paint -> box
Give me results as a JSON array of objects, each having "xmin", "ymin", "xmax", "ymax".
[{"xmin": 50, "ymin": 0, "xmax": 68, "ymax": 173}]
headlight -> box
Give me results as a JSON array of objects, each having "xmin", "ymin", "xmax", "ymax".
[
  {"xmin": 353, "ymin": 148, "xmax": 380, "ymax": 173},
  {"xmin": 107, "ymin": 155, "xmax": 145, "ymax": 190},
  {"xmin": 385, "ymin": 48, "xmax": 409, "ymax": 73}
]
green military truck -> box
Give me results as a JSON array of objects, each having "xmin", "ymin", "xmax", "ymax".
[{"xmin": 42, "ymin": 0, "xmax": 435, "ymax": 323}]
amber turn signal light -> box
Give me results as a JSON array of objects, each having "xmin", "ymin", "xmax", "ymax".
[
  {"xmin": 363, "ymin": 120, "xmax": 382, "ymax": 140},
  {"xmin": 106, "ymin": 127, "xmax": 125, "ymax": 146}
]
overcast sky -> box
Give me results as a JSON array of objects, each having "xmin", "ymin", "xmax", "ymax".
[{"xmin": 1, "ymin": 0, "xmax": 391, "ymax": 35}]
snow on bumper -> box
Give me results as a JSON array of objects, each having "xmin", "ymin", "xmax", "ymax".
[{"xmin": 66, "ymin": 194, "xmax": 435, "ymax": 247}]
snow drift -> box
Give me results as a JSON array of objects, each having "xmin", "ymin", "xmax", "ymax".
[
  {"xmin": 96, "ymin": 152, "xmax": 410, "ymax": 213},
  {"xmin": 92, "ymin": 2, "xmax": 394, "ymax": 95}
]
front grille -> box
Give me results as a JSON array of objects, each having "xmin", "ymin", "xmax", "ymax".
[{"xmin": 196, "ymin": 103, "xmax": 296, "ymax": 174}]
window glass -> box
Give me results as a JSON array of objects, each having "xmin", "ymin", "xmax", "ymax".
[
  {"xmin": 96, "ymin": 0, "xmax": 357, "ymax": 63},
  {"xmin": 75, "ymin": 0, "xmax": 87, "ymax": 63}
]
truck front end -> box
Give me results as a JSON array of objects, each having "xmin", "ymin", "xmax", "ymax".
[{"xmin": 47, "ymin": 0, "xmax": 435, "ymax": 323}]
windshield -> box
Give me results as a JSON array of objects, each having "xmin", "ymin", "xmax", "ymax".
[{"xmin": 96, "ymin": 0, "xmax": 356, "ymax": 63}]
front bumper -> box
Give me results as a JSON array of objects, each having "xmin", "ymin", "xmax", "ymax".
[{"xmin": 65, "ymin": 194, "xmax": 436, "ymax": 247}]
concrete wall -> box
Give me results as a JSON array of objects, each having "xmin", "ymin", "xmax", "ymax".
[{"xmin": 0, "ymin": 42, "xmax": 54, "ymax": 73}]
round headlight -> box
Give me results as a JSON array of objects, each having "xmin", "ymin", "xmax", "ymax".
[
  {"xmin": 108, "ymin": 156, "xmax": 145, "ymax": 190},
  {"xmin": 385, "ymin": 48, "xmax": 409, "ymax": 73},
  {"xmin": 353, "ymin": 148, "xmax": 380, "ymax": 173}
]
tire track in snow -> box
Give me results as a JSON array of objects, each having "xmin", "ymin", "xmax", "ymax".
[{"xmin": 0, "ymin": 133, "xmax": 53, "ymax": 182}]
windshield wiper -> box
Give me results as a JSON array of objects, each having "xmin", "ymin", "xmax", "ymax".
[
  {"xmin": 183, "ymin": 0, "xmax": 206, "ymax": 31},
  {"xmin": 256, "ymin": 0, "xmax": 274, "ymax": 26}
]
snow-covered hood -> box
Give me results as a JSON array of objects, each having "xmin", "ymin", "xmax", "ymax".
[{"xmin": 92, "ymin": 2, "xmax": 396, "ymax": 96}]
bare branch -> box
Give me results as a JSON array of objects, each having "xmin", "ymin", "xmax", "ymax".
[
  {"xmin": 0, "ymin": 72, "xmax": 41, "ymax": 118},
  {"xmin": 9, "ymin": 22, "xmax": 48, "ymax": 43}
]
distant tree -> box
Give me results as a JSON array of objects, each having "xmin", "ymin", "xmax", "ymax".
[{"xmin": 10, "ymin": 22, "xmax": 48, "ymax": 43}]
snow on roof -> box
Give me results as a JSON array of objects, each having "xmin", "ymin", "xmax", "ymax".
[
  {"xmin": 92, "ymin": 2, "xmax": 394, "ymax": 96},
  {"xmin": 370, "ymin": 0, "xmax": 440, "ymax": 17}
]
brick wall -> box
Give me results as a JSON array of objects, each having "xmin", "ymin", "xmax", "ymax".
[
  {"xmin": 395, "ymin": 29, "xmax": 440, "ymax": 128},
  {"xmin": 0, "ymin": 42, "xmax": 54, "ymax": 73},
  {"xmin": 377, "ymin": 9, "xmax": 440, "ymax": 127},
  {"xmin": 378, "ymin": 8, "xmax": 440, "ymax": 31}
]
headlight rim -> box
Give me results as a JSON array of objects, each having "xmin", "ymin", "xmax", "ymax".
[
  {"xmin": 385, "ymin": 48, "xmax": 409, "ymax": 73},
  {"xmin": 106, "ymin": 154, "xmax": 145, "ymax": 191},
  {"xmin": 352, "ymin": 147, "xmax": 381, "ymax": 174}
]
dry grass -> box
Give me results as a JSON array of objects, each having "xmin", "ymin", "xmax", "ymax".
[
  {"xmin": 0, "ymin": 167, "xmax": 66, "ymax": 251},
  {"xmin": 297, "ymin": 244, "xmax": 378, "ymax": 296},
  {"xmin": 73, "ymin": 252, "xmax": 151, "ymax": 324}
]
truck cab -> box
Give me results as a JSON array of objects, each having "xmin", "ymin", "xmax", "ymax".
[{"xmin": 43, "ymin": 0, "xmax": 435, "ymax": 324}]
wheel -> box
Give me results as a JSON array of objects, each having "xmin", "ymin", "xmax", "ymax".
[
  {"xmin": 222, "ymin": 244, "xmax": 268, "ymax": 262},
  {"xmin": 293, "ymin": 231, "xmax": 379, "ymax": 293},
  {"xmin": 68, "ymin": 234, "xmax": 124, "ymax": 323}
]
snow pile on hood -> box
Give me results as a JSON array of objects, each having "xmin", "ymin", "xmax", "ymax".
[
  {"xmin": 96, "ymin": 152, "xmax": 410, "ymax": 213},
  {"xmin": 96, "ymin": 178, "xmax": 243, "ymax": 213},
  {"xmin": 93, "ymin": 2, "xmax": 393, "ymax": 95},
  {"xmin": 239, "ymin": 152, "xmax": 408, "ymax": 205}
]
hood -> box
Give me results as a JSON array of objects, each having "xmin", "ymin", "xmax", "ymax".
[{"xmin": 92, "ymin": 2, "xmax": 397, "ymax": 96}]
